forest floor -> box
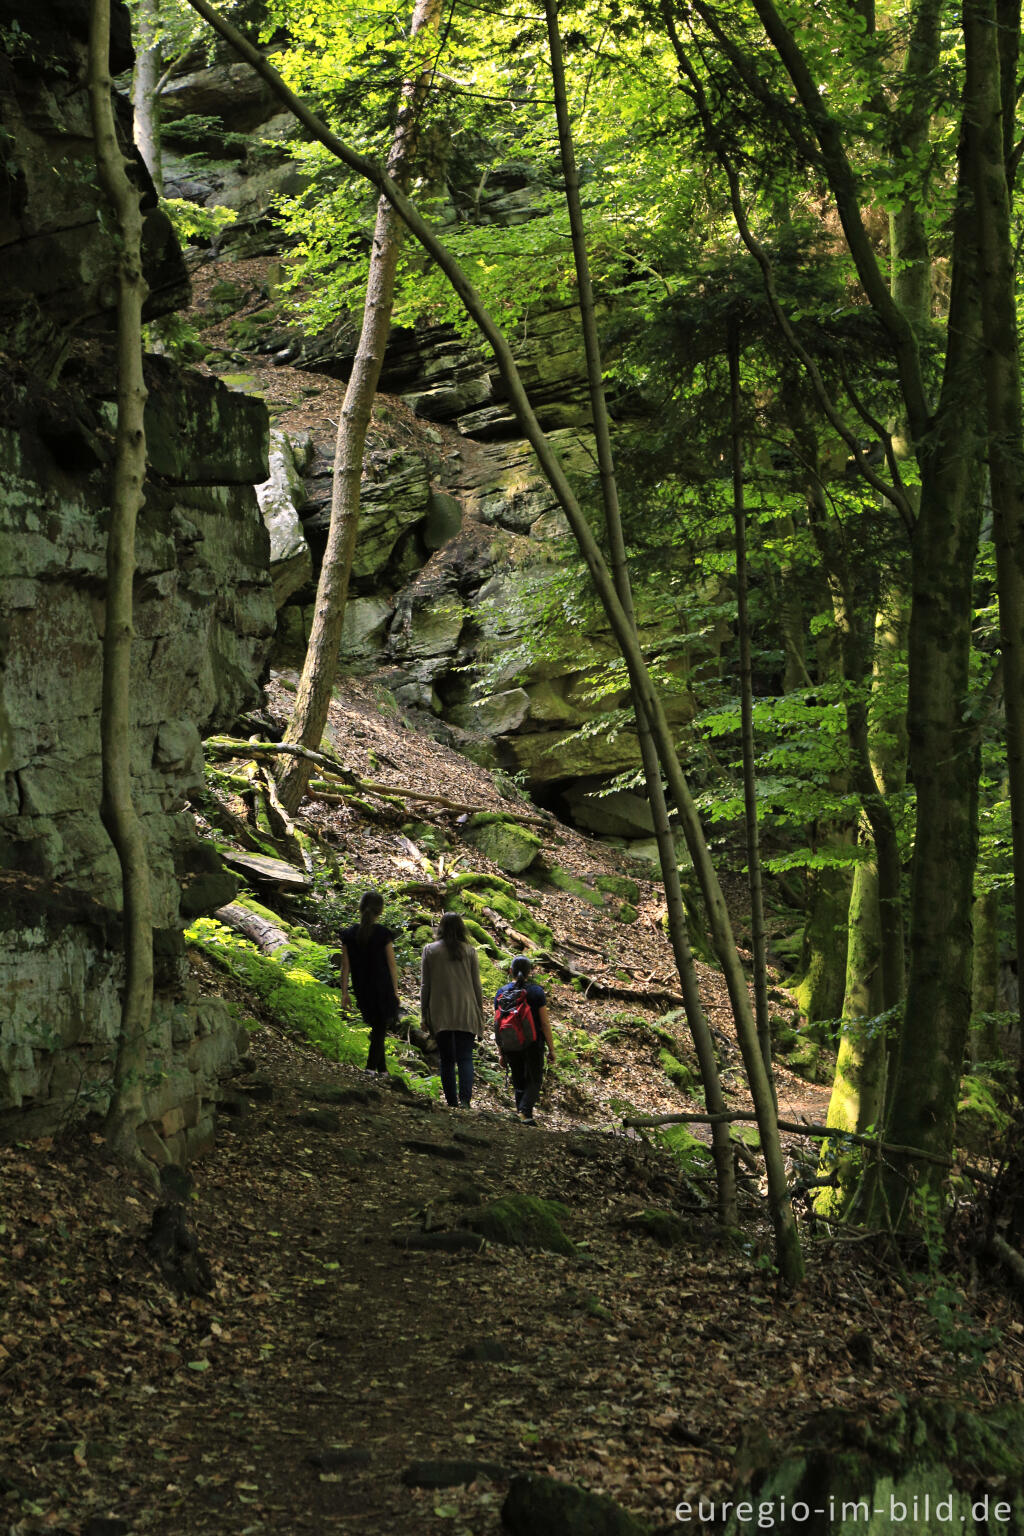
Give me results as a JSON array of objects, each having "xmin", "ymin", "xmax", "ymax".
[
  {"xmin": 4, "ymin": 680, "xmax": 1024, "ymax": 1536},
  {"xmin": 3, "ymin": 1032, "xmax": 1024, "ymax": 1536}
]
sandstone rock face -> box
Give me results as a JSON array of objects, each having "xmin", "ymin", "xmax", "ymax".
[
  {"xmin": 0, "ymin": 0, "xmax": 276, "ymax": 1154},
  {"xmin": 256, "ymin": 430, "xmax": 314, "ymax": 606}
]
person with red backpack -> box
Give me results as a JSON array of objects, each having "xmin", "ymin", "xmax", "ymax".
[{"xmin": 494, "ymin": 956, "xmax": 555, "ymax": 1125}]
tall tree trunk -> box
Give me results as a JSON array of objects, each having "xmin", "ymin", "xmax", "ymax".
[
  {"xmin": 872, "ymin": 179, "xmax": 985, "ymax": 1214},
  {"xmin": 544, "ymin": 0, "xmax": 737, "ymax": 1227},
  {"xmin": 964, "ymin": 0, "xmax": 1024, "ymax": 1090},
  {"xmin": 182, "ymin": 0, "xmax": 804, "ymax": 1286},
  {"xmin": 728, "ymin": 328, "xmax": 771, "ymax": 1082},
  {"xmin": 89, "ymin": 0, "xmax": 155, "ymax": 1161},
  {"xmin": 276, "ymin": 0, "xmax": 442, "ymax": 813},
  {"xmin": 131, "ymin": 0, "xmax": 162, "ymax": 192}
]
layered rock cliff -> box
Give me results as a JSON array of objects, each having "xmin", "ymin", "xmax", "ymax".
[{"xmin": 0, "ymin": 1, "xmax": 276, "ymax": 1153}]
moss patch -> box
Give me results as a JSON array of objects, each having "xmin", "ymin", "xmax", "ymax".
[
  {"xmin": 658, "ymin": 1048, "xmax": 697, "ymax": 1094},
  {"xmin": 621, "ymin": 1209, "xmax": 690, "ymax": 1247},
  {"xmin": 659, "ymin": 1124, "xmax": 715, "ymax": 1178},
  {"xmin": 595, "ymin": 874, "xmax": 641, "ymax": 902},
  {"xmin": 539, "ymin": 865, "xmax": 604, "ymax": 908},
  {"xmin": 466, "ymin": 1195, "xmax": 576, "ymax": 1256}
]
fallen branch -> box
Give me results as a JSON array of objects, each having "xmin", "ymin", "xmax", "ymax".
[
  {"xmin": 531, "ymin": 950, "xmax": 686, "ymax": 1009},
  {"xmin": 990, "ymin": 1234, "xmax": 1024, "ymax": 1285},
  {"xmin": 204, "ymin": 735, "xmax": 552, "ymax": 827},
  {"xmin": 620, "ymin": 1109, "xmax": 954, "ymax": 1167},
  {"xmin": 258, "ymin": 766, "xmax": 315, "ymax": 875}
]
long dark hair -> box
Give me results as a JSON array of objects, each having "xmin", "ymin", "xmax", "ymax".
[
  {"xmin": 358, "ymin": 889, "xmax": 385, "ymax": 938},
  {"xmin": 510, "ymin": 956, "xmax": 533, "ymax": 983},
  {"xmin": 438, "ymin": 910, "xmax": 468, "ymax": 959}
]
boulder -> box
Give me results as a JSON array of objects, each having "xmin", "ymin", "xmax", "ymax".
[
  {"xmin": 449, "ymin": 688, "xmax": 531, "ymax": 736},
  {"xmin": 503, "ymin": 1475, "xmax": 649, "ymax": 1536},
  {"xmin": 463, "ymin": 815, "xmax": 542, "ymax": 874},
  {"xmin": 423, "ymin": 487, "xmax": 463, "ymax": 549},
  {"xmin": 564, "ymin": 782, "xmax": 655, "ymax": 838}
]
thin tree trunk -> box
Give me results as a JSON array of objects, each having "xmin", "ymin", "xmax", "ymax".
[
  {"xmin": 971, "ymin": 889, "xmax": 1001, "ymax": 1062},
  {"xmin": 728, "ymin": 328, "xmax": 771, "ymax": 1083},
  {"xmin": 131, "ymin": 0, "xmax": 163, "ymax": 193},
  {"xmin": 89, "ymin": 0, "xmax": 155, "ymax": 1162},
  {"xmin": 544, "ymin": 0, "xmax": 737, "ymax": 1228},
  {"xmin": 276, "ymin": 0, "xmax": 442, "ymax": 813},
  {"xmin": 182, "ymin": 0, "xmax": 803, "ymax": 1285},
  {"xmin": 964, "ymin": 0, "xmax": 1024, "ymax": 1090}
]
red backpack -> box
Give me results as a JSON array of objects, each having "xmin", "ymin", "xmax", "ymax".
[{"xmin": 494, "ymin": 983, "xmax": 538, "ymax": 1054}]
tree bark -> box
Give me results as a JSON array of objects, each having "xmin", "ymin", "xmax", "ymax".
[
  {"xmin": 276, "ymin": 0, "xmax": 443, "ymax": 812},
  {"xmin": 131, "ymin": 0, "xmax": 163, "ymax": 192},
  {"xmin": 89, "ymin": 0, "xmax": 155, "ymax": 1162},
  {"xmin": 963, "ymin": 0, "xmax": 1024, "ymax": 1090}
]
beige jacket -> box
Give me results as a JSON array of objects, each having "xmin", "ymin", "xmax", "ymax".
[{"xmin": 420, "ymin": 940, "xmax": 486, "ymax": 1038}]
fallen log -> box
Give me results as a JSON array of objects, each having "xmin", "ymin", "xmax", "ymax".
[
  {"xmin": 990, "ymin": 1234, "xmax": 1024, "ymax": 1286},
  {"xmin": 219, "ymin": 849, "xmax": 312, "ymax": 892},
  {"xmin": 620, "ymin": 1109, "xmax": 954, "ymax": 1166},
  {"xmin": 215, "ymin": 901, "xmax": 294, "ymax": 955}
]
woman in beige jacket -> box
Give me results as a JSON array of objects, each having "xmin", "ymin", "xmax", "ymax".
[{"xmin": 420, "ymin": 912, "xmax": 485, "ymax": 1108}]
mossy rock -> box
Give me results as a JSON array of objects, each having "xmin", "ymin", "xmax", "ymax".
[
  {"xmin": 540, "ymin": 865, "xmax": 604, "ymax": 908},
  {"xmin": 724, "ymin": 1400, "xmax": 1024, "ymax": 1536},
  {"xmin": 659, "ymin": 1124, "xmax": 715, "ymax": 1176},
  {"xmin": 464, "ymin": 815, "xmax": 543, "ymax": 874},
  {"xmin": 466, "ymin": 1195, "xmax": 575, "ymax": 1256},
  {"xmin": 615, "ymin": 902, "xmax": 639, "ymax": 924},
  {"xmin": 446, "ymin": 871, "xmax": 516, "ymax": 897},
  {"xmin": 503, "ymin": 1473, "xmax": 649, "ymax": 1536},
  {"xmin": 658, "ymin": 1048, "xmax": 696, "ymax": 1093},
  {"xmin": 595, "ymin": 874, "xmax": 641, "ymax": 902},
  {"xmin": 957, "ymin": 1074, "xmax": 1011, "ymax": 1154},
  {"xmin": 621, "ymin": 1208, "xmax": 689, "ymax": 1247},
  {"xmin": 453, "ymin": 887, "xmax": 553, "ymax": 949}
]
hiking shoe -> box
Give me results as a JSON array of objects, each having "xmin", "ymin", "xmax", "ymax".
[{"xmin": 518, "ymin": 1113, "xmax": 537, "ymax": 1127}]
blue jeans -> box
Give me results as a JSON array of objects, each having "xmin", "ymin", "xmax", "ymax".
[{"xmin": 435, "ymin": 1031, "xmax": 475, "ymax": 1106}]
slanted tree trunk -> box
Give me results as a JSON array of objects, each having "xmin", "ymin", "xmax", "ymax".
[
  {"xmin": 89, "ymin": 0, "xmax": 155, "ymax": 1162},
  {"xmin": 276, "ymin": 0, "xmax": 442, "ymax": 813},
  {"xmin": 728, "ymin": 328, "xmax": 771, "ymax": 1081},
  {"xmin": 131, "ymin": 0, "xmax": 163, "ymax": 192},
  {"xmin": 544, "ymin": 0, "xmax": 737, "ymax": 1228}
]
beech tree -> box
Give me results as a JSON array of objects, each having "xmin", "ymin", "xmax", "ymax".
[{"xmin": 275, "ymin": 0, "xmax": 444, "ymax": 813}]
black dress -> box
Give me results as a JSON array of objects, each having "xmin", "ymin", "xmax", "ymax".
[{"xmin": 341, "ymin": 922, "xmax": 399, "ymax": 1071}]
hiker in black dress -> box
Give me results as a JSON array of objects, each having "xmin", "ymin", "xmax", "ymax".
[
  {"xmin": 339, "ymin": 890, "xmax": 401, "ymax": 1073},
  {"xmin": 495, "ymin": 955, "xmax": 555, "ymax": 1124}
]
